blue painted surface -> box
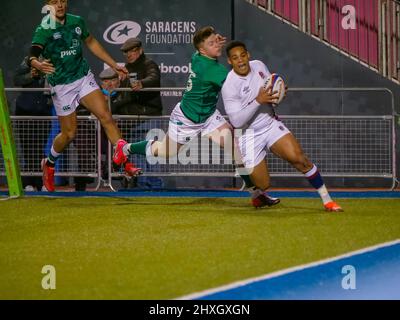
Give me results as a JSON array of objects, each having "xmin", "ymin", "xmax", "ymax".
[
  {"xmin": 197, "ymin": 243, "xmax": 400, "ymax": 300},
  {"xmin": 1, "ymin": 190, "xmax": 399, "ymax": 198}
]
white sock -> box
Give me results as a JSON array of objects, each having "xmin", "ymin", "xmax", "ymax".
[
  {"xmin": 47, "ymin": 146, "xmax": 61, "ymax": 164},
  {"xmin": 50, "ymin": 146, "xmax": 61, "ymax": 157},
  {"xmin": 318, "ymin": 185, "xmax": 332, "ymax": 205},
  {"xmin": 122, "ymin": 143, "xmax": 130, "ymax": 156}
]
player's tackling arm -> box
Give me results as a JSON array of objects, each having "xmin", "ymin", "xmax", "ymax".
[{"xmin": 85, "ymin": 35, "xmax": 128, "ymax": 80}]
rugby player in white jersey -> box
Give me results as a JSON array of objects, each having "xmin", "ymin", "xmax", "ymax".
[{"xmin": 221, "ymin": 41, "xmax": 343, "ymax": 212}]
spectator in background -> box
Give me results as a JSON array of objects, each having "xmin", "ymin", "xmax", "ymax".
[
  {"xmin": 117, "ymin": 38, "xmax": 164, "ymax": 189},
  {"xmin": 118, "ymin": 37, "xmax": 162, "ymax": 115},
  {"xmin": 99, "ymin": 67, "xmax": 124, "ymax": 114},
  {"xmin": 13, "ymin": 56, "xmax": 52, "ymax": 191}
]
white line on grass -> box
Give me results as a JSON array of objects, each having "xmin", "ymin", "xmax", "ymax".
[
  {"xmin": 176, "ymin": 239, "xmax": 400, "ymax": 300},
  {"xmin": 0, "ymin": 196, "xmax": 22, "ymax": 201}
]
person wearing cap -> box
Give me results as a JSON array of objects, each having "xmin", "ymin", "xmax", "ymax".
[
  {"xmin": 118, "ymin": 37, "xmax": 163, "ymax": 116},
  {"xmin": 98, "ymin": 67, "xmax": 122, "ymax": 114},
  {"xmin": 99, "ymin": 68, "xmax": 120, "ymax": 93}
]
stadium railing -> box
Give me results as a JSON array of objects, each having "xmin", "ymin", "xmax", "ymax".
[
  {"xmin": 246, "ymin": 0, "xmax": 400, "ymax": 84},
  {"xmin": 0, "ymin": 87, "xmax": 398, "ymax": 190}
]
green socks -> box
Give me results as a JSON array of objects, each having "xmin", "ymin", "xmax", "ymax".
[{"xmin": 126, "ymin": 140, "xmax": 149, "ymax": 156}]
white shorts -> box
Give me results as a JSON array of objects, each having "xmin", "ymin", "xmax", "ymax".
[
  {"xmin": 238, "ymin": 117, "xmax": 291, "ymax": 169},
  {"xmin": 168, "ymin": 103, "xmax": 228, "ymax": 145},
  {"xmin": 50, "ymin": 71, "xmax": 99, "ymax": 116}
]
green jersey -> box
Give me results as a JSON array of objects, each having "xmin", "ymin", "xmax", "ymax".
[
  {"xmin": 180, "ymin": 52, "xmax": 228, "ymax": 124},
  {"xmin": 32, "ymin": 14, "xmax": 90, "ymax": 86}
]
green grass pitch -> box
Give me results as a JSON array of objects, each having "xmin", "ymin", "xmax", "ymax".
[{"xmin": 0, "ymin": 197, "xmax": 399, "ymax": 299}]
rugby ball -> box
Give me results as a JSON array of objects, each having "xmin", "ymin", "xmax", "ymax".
[{"xmin": 264, "ymin": 73, "xmax": 286, "ymax": 106}]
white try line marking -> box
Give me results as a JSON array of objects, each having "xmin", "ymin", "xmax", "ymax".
[{"xmin": 176, "ymin": 239, "xmax": 400, "ymax": 300}]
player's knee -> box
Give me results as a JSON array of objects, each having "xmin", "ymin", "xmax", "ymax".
[
  {"xmin": 290, "ymin": 154, "xmax": 312, "ymax": 172},
  {"xmin": 98, "ymin": 112, "xmax": 114, "ymax": 127},
  {"xmin": 62, "ymin": 129, "xmax": 76, "ymax": 142},
  {"xmin": 215, "ymin": 127, "xmax": 234, "ymax": 148}
]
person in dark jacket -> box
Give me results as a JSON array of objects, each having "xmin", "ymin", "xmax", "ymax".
[
  {"xmin": 14, "ymin": 56, "xmax": 51, "ymax": 116},
  {"xmin": 118, "ymin": 37, "xmax": 163, "ymax": 116},
  {"xmin": 13, "ymin": 56, "xmax": 52, "ymax": 191}
]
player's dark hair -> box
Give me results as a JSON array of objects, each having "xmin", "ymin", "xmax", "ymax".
[
  {"xmin": 193, "ymin": 26, "xmax": 216, "ymax": 51},
  {"xmin": 45, "ymin": 0, "xmax": 67, "ymax": 4},
  {"xmin": 226, "ymin": 41, "xmax": 247, "ymax": 57}
]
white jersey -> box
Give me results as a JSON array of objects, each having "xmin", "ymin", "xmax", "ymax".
[
  {"xmin": 222, "ymin": 60, "xmax": 291, "ymax": 168},
  {"xmin": 222, "ymin": 60, "xmax": 275, "ymax": 130}
]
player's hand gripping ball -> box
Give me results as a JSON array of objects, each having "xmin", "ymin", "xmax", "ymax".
[{"xmin": 264, "ymin": 73, "xmax": 286, "ymax": 107}]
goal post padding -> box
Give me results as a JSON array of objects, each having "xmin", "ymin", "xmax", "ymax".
[{"xmin": 0, "ymin": 69, "xmax": 23, "ymax": 197}]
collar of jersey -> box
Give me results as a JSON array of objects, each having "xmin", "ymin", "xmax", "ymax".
[
  {"xmin": 196, "ymin": 52, "xmax": 217, "ymax": 62},
  {"xmin": 46, "ymin": 13, "xmax": 69, "ymax": 28}
]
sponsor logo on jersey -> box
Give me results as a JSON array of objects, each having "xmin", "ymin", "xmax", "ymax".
[
  {"xmin": 259, "ymin": 71, "xmax": 266, "ymax": 79},
  {"xmin": 60, "ymin": 50, "xmax": 77, "ymax": 58},
  {"xmin": 62, "ymin": 105, "xmax": 71, "ymax": 111},
  {"xmin": 243, "ymin": 86, "xmax": 250, "ymax": 94},
  {"xmin": 53, "ymin": 32, "xmax": 62, "ymax": 40},
  {"xmin": 71, "ymin": 39, "xmax": 79, "ymax": 48},
  {"xmin": 103, "ymin": 21, "xmax": 141, "ymax": 45},
  {"xmin": 75, "ymin": 27, "xmax": 82, "ymax": 35}
]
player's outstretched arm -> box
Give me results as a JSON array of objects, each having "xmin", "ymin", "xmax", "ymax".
[{"xmin": 84, "ymin": 35, "xmax": 128, "ymax": 80}]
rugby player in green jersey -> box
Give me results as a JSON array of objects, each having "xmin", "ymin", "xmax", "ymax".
[
  {"xmin": 123, "ymin": 26, "xmax": 279, "ymax": 208},
  {"xmin": 29, "ymin": 0, "xmax": 141, "ymax": 192}
]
